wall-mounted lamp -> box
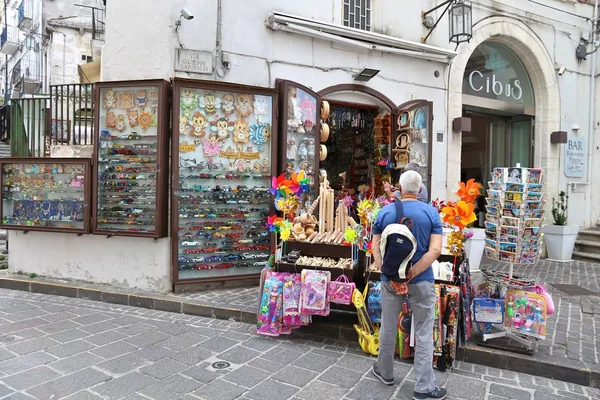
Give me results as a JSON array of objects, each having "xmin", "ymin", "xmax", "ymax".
[
  {"xmin": 453, "ymin": 116, "xmax": 471, "ymax": 133},
  {"xmin": 550, "ymin": 131, "xmax": 568, "ymax": 144},
  {"xmin": 422, "ymin": 0, "xmax": 472, "ymax": 45},
  {"xmin": 353, "ymin": 68, "xmax": 380, "ymax": 82}
]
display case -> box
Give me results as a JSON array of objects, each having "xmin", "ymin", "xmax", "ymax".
[
  {"xmin": 171, "ymin": 79, "xmax": 278, "ymax": 284},
  {"xmin": 92, "ymin": 80, "xmax": 170, "ymax": 238},
  {"xmin": 0, "ymin": 158, "xmax": 91, "ymax": 233},
  {"xmin": 393, "ymin": 100, "xmax": 433, "ymax": 200},
  {"xmin": 277, "ymin": 80, "xmax": 320, "ymax": 211}
]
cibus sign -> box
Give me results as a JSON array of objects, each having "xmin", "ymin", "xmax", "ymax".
[{"xmin": 467, "ymin": 70, "xmax": 523, "ymax": 101}]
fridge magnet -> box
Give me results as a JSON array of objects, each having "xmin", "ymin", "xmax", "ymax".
[
  {"xmin": 118, "ymin": 92, "xmax": 135, "ymax": 109},
  {"xmin": 235, "ymin": 93, "xmax": 254, "ymax": 118},
  {"xmin": 179, "ymin": 141, "xmax": 196, "ymax": 153},
  {"xmin": 221, "ymin": 94, "xmax": 235, "ymax": 117},
  {"xmin": 139, "ymin": 111, "xmax": 153, "ymax": 131},
  {"xmin": 210, "ymin": 117, "xmax": 234, "ymax": 141},
  {"xmin": 190, "ymin": 111, "xmax": 208, "ymax": 137},
  {"xmin": 249, "ymin": 122, "xmax": 271, "ymax": 145},
  {"xmin": 103, "ymin": 89, "xmax": 117, "ymax": 110},
  {"xmin": 149, "ymin": 91, "xmax": 159, "ymax": 108},
  {"xmin": 180, "ymin": 116, "xmax": 190, "ymax": 136},
  {"xmin": 202, "ymin": 134, "xmax": 223, "ymax": 158},
  {"xmin": 240, "ymin": 145, "xmax": 260, "ymax": 159},
  {"xmin": 115, "ymin": 114, "xmax": 126, "ymax": 132},
  {"xmin": 127, "ymin": 109, "xmax": 139, "ymax": 127},
  {"xmin": 232, "ymin": 120, "xmax": 250, "ymax": 145},
  {"xmin": 180, "ymin": 88, "xmax": 197, "ymax": 116},
  {"xmin": 254, "ymin": 95, "xmax": 270, "ymax": 119},
  {"xmin": 198, "ymin": 93, "xmax": 221, "ymax": 114},
  {"xmin": 136, "ymin": 90, "xmax": 147, "ymax": 108},
  {"xmin": 105, "ymin": 111, "xmax": 116, "ymax": 128}
]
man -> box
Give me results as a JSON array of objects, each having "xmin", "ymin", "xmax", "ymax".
[
  {"xmin": 371, "ymin": 170, "xmax": 446, "ymax": 400},
  {"xmin": 383, "ymin": 163, "xmax": 429, "ymax": 203}
]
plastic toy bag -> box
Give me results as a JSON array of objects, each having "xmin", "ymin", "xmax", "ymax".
[
  {"xmin": 328, "ymin": 275, "xmax": 356, "ymax": 305},
  {"xmin": 525, "ymin": 285, "xmax": 555, "ymax": 315},
  {"xmin": 282, "ymin": 274, "xmax": 303, "ymax": 327},
  {"xmin": 300, "ymin": 270, "xmax": 331, "ymax": 316},
  {"xmin": 367, "ymin": 281, "xmax": 382, "ymax": 323},
  {"xmin": 257, "ymin": 275, "xmax": 284, "ymax": 336}
]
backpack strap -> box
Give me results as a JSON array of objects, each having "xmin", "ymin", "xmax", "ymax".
[{"xmin": 394, "ymin": 199, "xmax": 413, "ymax": 229}]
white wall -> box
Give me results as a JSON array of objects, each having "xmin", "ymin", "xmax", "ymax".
[{"xmin": 8, "ymin": 231, "xmax": 171, "ymax": 292}]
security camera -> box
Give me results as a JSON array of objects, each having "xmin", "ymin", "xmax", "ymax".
[
  {"xmin": 180, "ymin": 7, "xmax": 194, "ymax": 20},
  {"xmin": 558, "ymin": 66, "xmax": 566, "ymax": 76}
]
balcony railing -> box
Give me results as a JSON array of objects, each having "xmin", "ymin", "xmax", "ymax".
[
  {"xmin": 12, "ymin": 54, "xmax": 43, "ymax": 95},
  {"xmin": 1, "ymin": 25, "xmax": 20, "ymax": 56},
  {"xmin": 91, "ymin": 7, "xmax": 105, "ymax": 41},
  {"xmin": 18, "ymin": 0, "xmax": 33, "ymax": 31}
]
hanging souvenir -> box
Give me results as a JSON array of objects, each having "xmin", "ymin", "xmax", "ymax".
[
  {"xmin": 240, "ymin": 145, "xmax": 260, "ymax": 159},
  {"xmin": 103, "ymin": 89, "xmax": 117, "ymax": 110},
  {"xmin": 235, "ymin": 93, "xmax": 253, "ymax": 118},
  {"xmin": 221, "ymin": 93, "xmax": 235, "ymax": 117},
  {"xmin": 253, "ymin": 95, "xmax": 270, "ymax": 120},
  {"xmin": 328, "ymin": 275, "xmax": 356, "ymax": 305},
  {"xmin": 320, "ymin": 100, "xmax": 330, "ymax": 120},
  {"xmin": 139, "ymin": 111, "xmax": 153, "ymax": 131},
  {"xmin": 190, "ymin": 111, "xmax": 208, "ymax": 137},
  {"xmin": 232, "ymin": 120, "xmax": 250, "ymax": 145},
  {"xmin": 115, "ymin": 114, "xmax": 126, "ymax": 132},
  {"xmin": 282, "ymin": 274, "xmax": 303, "ymax": 327},
  {"xmin": 180, "ymin": 88, "xmax": 197, "ymax": 116},
  {"xmin": 198, "ymin": 93, "xmax": 221, "ymax": 114},
  {"xmin": 300, "ymin": 95, "xmax": 316, "ymax": 125},
  {"xmin": 118, "ymin": 92, "xmax": 135, "ymax": 109},
  {"xmin": 367, "ymin": 281, "xmax": 382, "ymax": 323},
  {"xmin": 151, "ymin": 108, "xmax": 158, "ymax": 127},
  {"xmin": 136, "ymin": 90, "xmax": 147, "ymax": 108},
  {"xmin": 149, "ymin": 91, "xmax": 159, "ymax": 108},
  {"xmin": 219, "ymin": 146, "xmax": 240, "ymax": 160},
  {"xmin": 105, "ymin": 111, "xmax": 116, "ymax": 128},
  {"xmin": 300, "ymin": 269, "xmax": 330, "ymax": 316},
  {"xmin": 209, "ymin": 116, "xmax": 234, "ymax": 141},
  {"xmin": 249, "ymin": 122, "xmax": 271, "ymax": 145},
  {"xmin": 297, "ymin": 141, "xmax": 308, "ymax": 160},
  {"xmin": 202, "ymin": 134, "xmax": 223, "ymax": 158},
  {"xmin": 127, "ymin": 109, "xmax": 139, "ymax": 127},
  {"xmin": 257, "ymin": 275, "xmax": 284, "ymax": 336},
  {"xmin": 306, "ymin": 138, "xmax": 315, "ymax": 160}
]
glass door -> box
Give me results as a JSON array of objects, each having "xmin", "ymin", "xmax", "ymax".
[{"xmin": 508, "ymin": 117, "xmax": 533, "ymax": 167}]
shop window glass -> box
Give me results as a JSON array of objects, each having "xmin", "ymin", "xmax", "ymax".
[{"xmin": 509, "ymin": 119, "xmax": 532, "ymax": 167}]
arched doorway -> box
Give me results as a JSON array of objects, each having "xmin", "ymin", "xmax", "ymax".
[{"xmin": 447, "ymin": 16, "xmax": 560, "ymax": 203}]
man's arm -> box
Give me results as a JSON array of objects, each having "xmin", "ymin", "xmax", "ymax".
[
  {"xmin": 409, "ymin": 233, "xmax": 442, "ymax": 279},
  {"xmin": 371, "ymin": 234, "xmax": 382, "ymax": 270}
]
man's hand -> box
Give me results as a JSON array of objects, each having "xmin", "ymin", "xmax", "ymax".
[{"xmin": 383, "ymin": 181, "xmax": 392, "ymax": 192}]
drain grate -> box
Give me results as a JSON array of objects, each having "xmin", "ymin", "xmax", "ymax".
[
  {"xmin": 211, "ymin": 361, "xmax": 231, "ymax": 370},
  {"xmin": 548, "ymin": 284, "xmax": 598, "ymax": 296}
]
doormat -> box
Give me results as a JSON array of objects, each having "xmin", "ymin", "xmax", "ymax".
[{"xmin": 548, "ymin": 283, "xmax": 598, "ymax": 297}]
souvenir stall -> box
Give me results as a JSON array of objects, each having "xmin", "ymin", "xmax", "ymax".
[
  {"xmin": 472, "ymin": 166, "xmax": 552, "ymax": 355},
  {"xmin": 170, "ymin": 79, "xmax": 277, "ymax": 284}
]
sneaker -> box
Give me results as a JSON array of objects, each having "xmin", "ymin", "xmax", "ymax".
[
  {"xmin": 413, "ymin": 387, "xmax": 447, "ymax": 400},
  {"xmin": 371, "ymin": 364, "xmax": 394, "ymax": 386}
]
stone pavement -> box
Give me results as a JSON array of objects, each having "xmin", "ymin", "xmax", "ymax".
[{"xmin": 0, "ymin": 289, "xmax": 597, "ymax": 400}]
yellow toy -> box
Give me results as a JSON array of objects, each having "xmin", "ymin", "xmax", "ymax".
[{"xmin": 352, "ymin": 287, "xmax": 380, "ymax": 356}]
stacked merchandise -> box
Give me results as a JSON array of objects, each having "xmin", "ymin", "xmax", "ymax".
[{"xmin": 483, "ymin": 167, "xmax": 544, "ymax": 264}]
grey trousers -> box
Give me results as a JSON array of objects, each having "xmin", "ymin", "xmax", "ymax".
[{"xmin": 376, "ymin": 280, "xmax": 437, "ymax": 393}]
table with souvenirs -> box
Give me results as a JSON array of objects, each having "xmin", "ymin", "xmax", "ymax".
[{"xmin": 256, "ymin": 164, "xmax": 554, "ymax": 369}]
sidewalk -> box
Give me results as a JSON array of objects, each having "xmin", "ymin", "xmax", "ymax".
[{"xmin": 1, "ymin": 258, "xmax": 599, "ymax": 388}]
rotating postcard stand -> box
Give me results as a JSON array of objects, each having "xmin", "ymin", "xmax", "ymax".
[{"xmin": 475, "ymin": 165, "xmax": 546, "ymax": 355}]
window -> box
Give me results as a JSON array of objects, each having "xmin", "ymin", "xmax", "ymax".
[
  {"xmin": 81, "ymin": 55, "xmax": 93, "ymax": 63},
  {"xmin": 343, "ymin": 0, "xmax": 371, "ymax": 31}
]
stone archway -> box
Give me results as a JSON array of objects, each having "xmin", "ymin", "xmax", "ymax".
[{"xmin": 447, "ymin": 16, "xmax": 560, "ymax": 200}]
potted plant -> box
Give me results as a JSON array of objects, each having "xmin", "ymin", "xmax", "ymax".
[{"xmin": 543, "ymin": 191, "xmax": 579, "ymax": 262}]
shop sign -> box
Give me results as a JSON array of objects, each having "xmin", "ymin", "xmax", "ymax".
[
  {"xmin": 564, "ymin": 136, "xmax": 586, "ymax": 178},
  {"xmin": 467, "ymin": 71, "xmax": 523, "ymax": 101},
  {"xmin": 175, "ymin": 49, "xmax": 213, "ymax": 74}
]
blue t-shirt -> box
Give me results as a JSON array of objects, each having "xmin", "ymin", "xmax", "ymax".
[{"xmin": 373, "ymin": 200, "xmax": 442, "ymax": 283}]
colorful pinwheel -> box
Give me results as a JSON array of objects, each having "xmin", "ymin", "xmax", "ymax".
[
  {"xmin": 456, "ymin": 179, "xmax": 483, "ymax": 203},
  {"xmin": 441, "ymin": 200, "xmax": 477, "ymax": 230}
]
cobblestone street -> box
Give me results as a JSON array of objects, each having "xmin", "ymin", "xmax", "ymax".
[{"xmin": 0, "ymin": 289, "xmax": 597, "ymax": 400}]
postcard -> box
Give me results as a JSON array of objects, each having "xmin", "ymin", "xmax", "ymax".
[
  {"xmin": 506, "ymin": 183, "xmax": 525, "ymax": 193},
  {"xmin": 501, "ymin": 216, "xmax": 520, "ymax": 227},
  {"xmin": 499, "ymin": 242, "xmax": 517, "ymax": 254}
]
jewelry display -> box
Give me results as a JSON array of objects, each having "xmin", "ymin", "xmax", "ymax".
[
  {"xmin": 175, "ymin": 83, "xmax": 275, "ymax": 281},
  {"xmin": 0, "ymin": 160, "xmax": 89, "ymax": 232},
  {"xmin": 95, "ymin": 82, "xmax": 168, "ymax": 236}
]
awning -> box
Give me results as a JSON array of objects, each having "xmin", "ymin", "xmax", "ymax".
[
  {"xmin": 267, "ymin": 12, "xmax": 456, "ymax": 63},
  {"xmin": 78, "ymin": 60, "xmax": 101, "ymax": 83}
]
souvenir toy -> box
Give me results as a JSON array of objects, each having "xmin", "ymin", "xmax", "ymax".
[
  {"xmin": 328, "ymin": 275, "xmax": 356, "ymax": 305},
  {"xmin": 257, "ymin": 275, "xmax": 284, "ymax": 336},
  {"xmin": 240, "ymin": 145, "xmax": 259, "ymax": 160},
  {"xmin": 297, "ymin": 141, "xmax": 308, "ymax": 160},
  {"xmin": 282, "ymin": 274, "xmax": 303, "ymax": 327},
  {"xmin": 139, "ymin": 111, "xmax": 153, "ymax": 131},
  {"xmin": 149, "ymin": 91, "xmax": 159, "ymax": 108},
  {"xmin": 190, "ymin": 111, "xmax": 208, "ymax": 137},
  {"xmin": 367, "ymin": 281, "xmax": 382, "ymax": 323},
  {"xmin": 198, "ymin": 93, "xmax": 221, "ymax": 114},
  {"xmin": 235, "ymin": 93, "xmax": 253, "ymax": 118},
  {"xmin": 249, "ymin": 122, "xmax": 271, "ymax": 145},
  {"xmin": 253, "ymin": 95, "xmax": 270, "ymax": 119},
  {"xmin": 233, "ymin": 120, "xmax": 250, "ymax": 145},
  {"xmin": 127, "ymin": 109, "xmax": 139, "ymax": 127},
  {"xmin": 118, "ymin": 92, "xmax": 135, "ymax": 109},
  {"xmin": 307, "ymin": 138, "xmax": 315, "ymax": 159},
  {"xmin": 115, "ymin": 114, "xmax": 126, "ymax": 132},
  {"xmin": 202, "ymin": 134, "xmax": 222, "ymax": 158},
  {"xmin": 287, "ymin": 137, "xmax": 297, "ymax": 160},
  {"xmin": 287, "ymin": 87, "xmax": 303, "ymax": 132},
  {"xmin": 210, "ymin": 117, "xmax": 234, "ymax": 141},
  {"xmin": 221, "ymin": 94, "xmax": 235, "ymax": 116},
  {"xmin": 103, "ymin": 89, "xmax": 117, "ymax": 110},
  {"xmin": 353, "ymin": 285, "xmax": 379, "ymax": 356},
  {"xmin": 180, "ymin": 115, "xmax": 190, "ymax": 136},
  {"xmin": 105, "ymin": 111, "xmax": 116, "ymax": 128},
  {"xmin": 300, "ymin": 269, "xmax": 330, "ymax": 316},
  {"xmin": 136, "ymin": 90, "xmax": 146, "ymax": 108},
  {"xmin": 300, "ymin": 95, "xmax": 316, "ymax": 125},
  {"xmin": 180, "ymin": 88, "xmax": 197, "ymax": 117}
]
